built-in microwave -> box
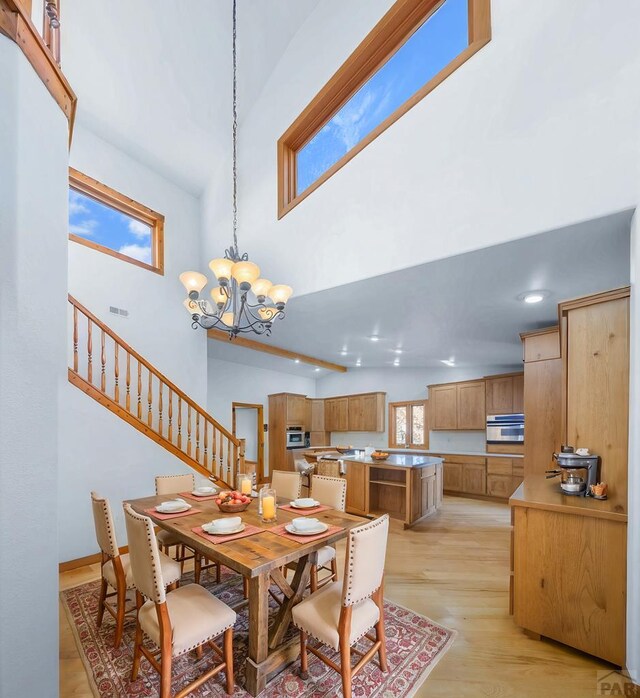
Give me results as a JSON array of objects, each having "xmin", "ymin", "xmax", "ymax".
[
  {"xmin": 486, "ymin": 414, "xmax": 525, "ymax": 444},
  {"xmin": 286, "ymin": 426, "xmax": 305, "ymax": 449}
]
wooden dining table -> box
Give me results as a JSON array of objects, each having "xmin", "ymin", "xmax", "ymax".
[{"xmin": 127, "ymin": 493, "xmax": 366, "ymax": 696}]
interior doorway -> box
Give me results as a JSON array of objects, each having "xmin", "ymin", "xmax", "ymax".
[{"xmin": 232, "ymin": 402, "xmax": 265, "ymax": 485}]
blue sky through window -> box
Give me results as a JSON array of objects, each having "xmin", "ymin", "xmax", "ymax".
[
  {"xmin": 69, "ymin": 188, "xmax": 153, "ymax": 264},
  {"xmin": 296, "ymin": 0, "xmax": 469, "ymax": 194}
]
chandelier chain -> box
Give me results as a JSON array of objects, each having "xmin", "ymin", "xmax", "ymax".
[{"xmin": 232, "ymin": 0, "xmax": 239, "ymax": 255}]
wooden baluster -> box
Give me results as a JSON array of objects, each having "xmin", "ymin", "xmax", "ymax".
[
  {"xmin": 147, "ymin": 372, "xmax": 153, "ymax": 427},
  {"xmin": 204, "ymin": 419, "xmax": 209, "ymax": 471},
  {"xmin": 73, "ymin": 305, "xmax": 78, "ymax": 372},
  {"xmin": 87, "ymin": 317, "xmax": 93, "ymax": 383},
  {"xmin": 126, "ymin": 353, "xmax": 131, "ymax": 412},
  {"xmin": 100, "ymin": 330, "xmax": 106, "ymax": 392},
  {"xmin": 137, "ymin": 362, "xmax": 142, "ymax": 420},
  {"xmin": 158, "ymin": 382, "xmax": 163, "ymax": 436},
  {"xmin": 114, "ymin": 343, "xmax": 119, "ymax": 403},
  {"xmin": 227, "ymin": 437, "xmax": 232, "ymax": 483},
  {"xmin": 196, "ymin": 413, "xmax": 200, "ymax": 463},
  {"xmin": 211, "ymin": 425, "xmax": 217, "ymax": 476},
  {"xmin": 218, "ymin": 430, "xmax": 223, "ymax": 481},
  {"xmin": 168, "ymin": 389, "xmax": 173, "ymax": 443},
  {"xmin": 187, "ymin": 404, "xmax": 192, "ymax": 457},
  {"xmin": 233, "ymin": 442, "xmax": 239, "ymax": 484},
  {"xmin": 177, "ymin": 396, "xmax": 182, "ymax": 449}
]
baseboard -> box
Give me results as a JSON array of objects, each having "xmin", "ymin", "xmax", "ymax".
[
  {"xmin": 59, "ymin": 545, "xmax": 129, "ymax": 572},
  {"xmin": 444, "ymin": 491, "xmax": 508, "ymax": 504}
]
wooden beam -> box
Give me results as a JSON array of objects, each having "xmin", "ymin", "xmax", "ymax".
[{"xmin": 207, "ymin": 329, "xmax": 348, "ymax": 373}]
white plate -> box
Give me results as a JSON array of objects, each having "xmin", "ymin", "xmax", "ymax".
[
  {"xmin": 156, "ymin": 504, "xmax": 191, "ymax": 514},
  {"xmin": 202, "ymin": 523, "xmax": 245, "ymax": 536},
  {"xmin": 191, "ymin": 490, "xmax": 217, "ymax": 497},
  {"xmin": 289, "ymin": 500, "xmax": 320, "ymax": 509},
  {"xmin": 285, "ymin": 522, "xmax": 329, "ymax": 536}
]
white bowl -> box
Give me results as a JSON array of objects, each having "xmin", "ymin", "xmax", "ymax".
[
  {"xmin": 293, "ymin": 498, "xmax": 318, "ymax": 508},
  {"xmin": 158, "ymin": 499, "xmax": 190, "ymax": 513},
  {"xmin": 206, "ymin": 516, "xmax": 242, "ymax": 532},
  {"xmin": 194, "ymin": 486, "xmax": 216, "ymax": 494},
  {"xmin": 291, "ymin": 517, "xmax": 320, "ymax": 532}
]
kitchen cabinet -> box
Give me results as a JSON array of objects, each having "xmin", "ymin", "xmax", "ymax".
[
  {"xmin": 442, "ymin": 461, "xmax": 463, "ymax": 492},
  {"xmin": 485, "ymin": 373, "xmax": 524, "ymax": 415},
  {"xmin": 344, "ymin": 460, "xmax": 367, "ymax": 515},
  {"xmin": 309, "ymin": 399, "xmax": 325, "ymax": 431},
  {"xmin": 309, "ymin": 431, "xmax": 329, "ymax": 446},
  {"xmin": 429, "ymin": 380, "xmax": 485, "ymax": 430},
  {"xmin": 348, "ymin": 393, "xmax": 385, "ymax": 432},
  {"xmin": 324, "ymin": 397, "xmax": 349, "ymax": 432},
  {"xmin": 462, "ymin": 462, "xmax": 486, "ymax": 495},
  {"xmin": 561, "ymin": 288, "xmax": 630, "ymax": 504},
  {"xmin": 486, "ymin": 457, "xmax": 523, "ymax": 497},
  {"xmin": 285, "ymin": 394, "xmax": 306, "ymax": 426}
]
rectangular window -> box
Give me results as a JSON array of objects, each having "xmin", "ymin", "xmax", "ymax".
[
  {"xmin": 278, "ymin": 0, "xmax": 490, "ymax": 217},
  {"xmin": 389, "ymin": 401, "xmax": 428, "ymax": 449},
  {"xmin": 68, "ymin": 168, "xmax": 164, "ymax": 274}
]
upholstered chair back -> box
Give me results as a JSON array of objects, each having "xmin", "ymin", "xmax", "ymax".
[
  {"xmin": 342, "ymin": 514, "xmax": 389, "ymax": 607},
  {"xmin": 311, "ymin": 475, "xmax": 347, "ymax": 512},
  {"xmin": 123, "ymin": 503, "xmax": 166, "ymax": 605},
  {"xmin": 91, "ymin": 491, "xmax": 119, "ymax": 558},
  {"xmin": 271, "ymin": 470, "xmax": 302, "ymax": 500},
  {"xmin": 155, "ymin": 473, "xmax": 194, "ymax": 495}
]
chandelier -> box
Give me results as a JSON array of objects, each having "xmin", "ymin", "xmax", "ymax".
[{"xmin": 179, "ymin": 0, "xmax": 292, "ymax": 339}]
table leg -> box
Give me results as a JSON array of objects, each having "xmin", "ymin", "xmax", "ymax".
[
  {"xmin": 245, "ymin": 572, "xmax": 270, "ymax": 696},
  {"xmin": 269, "ymin": 552, "xmax": 315, "ymax": 649}
]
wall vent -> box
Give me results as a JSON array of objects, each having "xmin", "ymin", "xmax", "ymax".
[{"xmin": 109, "ymin": 306, "xmax": 129, "ymax": 318}]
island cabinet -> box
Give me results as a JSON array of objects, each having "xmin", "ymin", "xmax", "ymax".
[
  {"xmin": 429, "ymin": 380, "xmax": 485, "ymax": 430},
  {"xmin": 344, "ymin": 460, "xmax": 367, "ymax": 516},
  {"xmin": 485, "ymin": 373, "xmax": 524, "ymax": 415}
]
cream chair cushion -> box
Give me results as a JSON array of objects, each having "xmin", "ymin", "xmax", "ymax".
[
  {"xmin": 155, "ymin": 474, "xmax": 195, "ymax": 496},
  {"xmin": 292, "ymin": 581, "xmax": 379, "ymax": 651},
  {"xmin": 316, "ymin": 545, "xmax": 336, "ymax": 567},
  {"xmin": 271, "ymin": 470, "xmax": 302, "ymax": 501},
  {"xmin": 343, "ymin": 514, "xmax": 389, "ymax": 606},
  {"xmin": 156, "ymin": 529, "xmax": 182, "ymax": 548},
  {"xmin": 102, "ymin": 552, "xmax": 181, "ymax": 590},
  {"xmin": 138, "ymin": 584, "xmax": 236, "ymax": 657},
  {"xmin": 311, "ymin": 475, "xmax": 346, "ymax": 511},
  {"xmin": 91, "ymin": 492, "xmax": 119, "ymax": 558}
]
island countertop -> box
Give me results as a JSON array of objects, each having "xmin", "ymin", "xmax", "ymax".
[
  {"xmin": 302, "ymin": 446, "xmax": 523, "ymax": 459},
  {"xmin": 341, "ymin": 454, "xmax": 444, "ymax": 469}
]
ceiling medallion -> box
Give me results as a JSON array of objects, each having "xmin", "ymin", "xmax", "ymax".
[{"xmin": 179, "ymin": 0, "xmax": 292, "ymax": 338}]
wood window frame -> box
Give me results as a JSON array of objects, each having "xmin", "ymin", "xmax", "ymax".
[
  {"xmin": 68, "ymin": 168, "xmax": 165, "ymax": 275},
  {"xmin": 389, "ymin": 400, "xmax": 429, "ymax": 449},
  {"xmin": 277, "ymin": 0, "xmax": 491, "ymax": 218}
]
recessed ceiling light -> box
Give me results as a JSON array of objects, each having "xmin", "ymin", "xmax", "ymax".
[
  {"xmin": 356, "ymin": 359, "xmax": 362, "ymax": 367},
  {"xmin": 393, "ymin": 348, "xmax": 403, "ymax": 354},
  {"xmin": 339, "ymin": 350, "xmax": 348, "ymax": 356},
  {"xmin": 441, "ymin": 358, "xmax": 456, "ymax": 367},
  {"xmin": 393, "ymin": 359, "xmax": 400, "ymax": 367},
  {"xmin": 294, "ymin": 359, "xmax": 300, "ymax": 363},
  {"xmin": 369, "ymin": 335, "xmax": 380, "ymax": 342},
  {"xmin": 518, "ymin": 290, "xmax": 549, "ymax": 304},
  {"xmin": 314, "ymin": 367, "xmax": 321, "ymax": 372}
]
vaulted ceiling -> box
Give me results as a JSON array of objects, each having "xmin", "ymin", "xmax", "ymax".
[{"xmin": 63, "ymin": 0, "xmax": 321, "ymax": 195}]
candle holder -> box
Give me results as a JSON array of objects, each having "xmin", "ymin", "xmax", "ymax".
[
  {"xmin": 259, "ymin": 487, "xmax": 277, "ymax": 523},
  {"xmin": 237, "ymin": 472, "xmax": 253, "ymax": 496}
]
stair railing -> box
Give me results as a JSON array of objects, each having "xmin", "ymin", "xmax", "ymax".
[{"xmin": 67, "ymin": 295, "xmax": 244, "ymax": 488}]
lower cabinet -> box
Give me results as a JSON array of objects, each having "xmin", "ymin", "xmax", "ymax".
[
  {"xmin": 443, "ymin": 462, "xmax": 463, "ymax": 491},
  {"xmin": 344, "ymin": 460, "xmax": 367, "ymax": 515},
  {"xmin": 443, "ymin": 456, "xmax": 486, "ymax": 495},
  {"xmin": 486, "ymin": 458, "xmax": 524, "ymax": 498},
  {"xmin": 487, "ymin": 474, "xmax": 514, "ymax": 498}
]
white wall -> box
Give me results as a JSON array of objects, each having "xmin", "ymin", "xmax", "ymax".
[
  {"xmin": 207, "ymin": 353, "xmax": 316, "ymax": 475},
  {"xmin": 202, "ymin": 0, "xmax": 640, "ymax": 298},
  {"xmin": 316, "ymin": 364, "xmax": 518, "ymax": 449},
  {"xmin": 0, "ymin": 35, "xmax": 68, "ymax": 696},
  {"xmin": 58, "ymin": 125, "xmax": 210, "ymax": 561},
  {"xmin": 628, "ymin": 209, "xmax": 639, "ymax": 682}
]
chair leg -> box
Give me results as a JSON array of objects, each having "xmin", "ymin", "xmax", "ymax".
[
  {"xmin": 330, "ymin": 557, "xmax": 338, "ymax": 583},
  {"xmin": 113, "ymin": 580, "xmax": 126, "ymax": 648},
  {"xmin": 216, "ymin": 562, "xmax": 221, "ymax": 584},
  {"xmin": 179, "ymin": 544, "xmax": 185, "ymax": 575},
  {"xmin": 195, "ymin": 644, "xmax": 203, "ymax": 659},
  {"xmin": 310, "ymin": 565, "xmax": 318, "ymax": 593},
  {"xmin": 374, "ymin": 586, "xmax": 388, "ymax": 671},
  {"xmin": 160, "ymin": 652, "xmax": 172, "ymax": 698},
  {"xmin": 131, "ymin": 593, "xmax": 144, "ymax": 681},
  {"xmin": 194, "ymin": 552, "xmax": 202, "ymax": 585},
  {"xmin": 223, "ymin": 627, "xmax": 234, "ymax": 695},
  {"xmin": 96, "ymin": 577, "xmax": 107, "ymax": 627},
  {"xmin": 299, "ymin": 631, "xmax": 309, "ymax": 680},
  {"xmin": 339, "ymin": 637, "xmax": 352, "ymax": 698},
  {"xmin": 242, "ymin": 577, "xmax": 248, "ymax": 599}
]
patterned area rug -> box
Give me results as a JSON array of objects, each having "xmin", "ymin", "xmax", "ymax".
[{"xmin": 61, "ymin": 570, "xmax": 455, "ymax": 697}]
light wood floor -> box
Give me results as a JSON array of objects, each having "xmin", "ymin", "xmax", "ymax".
[{"xmin": 60, "ymin": 496, "xmax": 615, "ymax": 697}]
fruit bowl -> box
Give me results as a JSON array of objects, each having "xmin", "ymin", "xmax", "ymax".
[
  {"xmin": 215, "ymin": 491, "xmax": 252, "ymax": 513},
  {"xmin": 370, "ymin": 452, "xmax": 389, "ymax": 461},
  {"xmin": 335, "ymin": 445, "xmax": 353, "ymax": 454}
]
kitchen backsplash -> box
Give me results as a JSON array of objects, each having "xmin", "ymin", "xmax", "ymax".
[{"xmin": 330, "ymin": 430, "xmax": 487, "ymax": 452}]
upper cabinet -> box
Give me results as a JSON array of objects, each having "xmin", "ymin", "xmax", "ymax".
[
  {"xmin": 285, "ymin": 394, "xmax": 307, "ymax": 426},
  {"xmin": 308, "ymin": 399, "xmax": 325, "ymax": 432},
  {"xmin": 485, "ymin": 373, "xmax": 524, "ymax": 415},
  {"xmin": 324, "ymin": 397, "xmax": 349, "ymax": 432},
  {"xmin": 429, "ymin": 380, "xmax": 485, "ymax": 430}
]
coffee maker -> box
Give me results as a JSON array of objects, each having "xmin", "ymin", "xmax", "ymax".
[{"xmin": 546, "ymin": 446, "xmax": 599, "ymax": 496}]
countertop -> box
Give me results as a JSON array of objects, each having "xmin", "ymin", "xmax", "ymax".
[
  {"xmin": 340, "ymin": 454, "xmax": 443, "ymax": 469},
  {"xmin": 509, "ymin": 475, "xmax": 627, "ymax": 522},
  {"xmin": 303, "ymin": 447, "xmax": 523, "ymax": 459}
]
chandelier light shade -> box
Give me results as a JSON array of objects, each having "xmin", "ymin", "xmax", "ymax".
[{"xmin": 179, "ymin": 0, "xmax": 291, "ymax": 339}]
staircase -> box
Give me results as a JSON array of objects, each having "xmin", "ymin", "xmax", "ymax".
[{"xmin": 67, "ymin": 295, "xmax": 243, "ymax": 489}]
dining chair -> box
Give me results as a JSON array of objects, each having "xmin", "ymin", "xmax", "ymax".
[
  {"xmin": 292, "ymin": 514, "xmax": 390, "ymax": 698},
  {"xmin": 124, "ymin": 504, "xmax": 236, "ymax": 697},
  {"xmin": 309, "ymin": 474, "xmax": 347, "ymax": 592},
  {"xmin": 90, "ymin": 492, "xmax": 181, "ymax": 648},
  {"xmin": 271, "ymin": 469, "xmax": 302, "ymax": 500}
]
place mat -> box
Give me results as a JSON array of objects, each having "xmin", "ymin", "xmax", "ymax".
[
  {"xmin": 278, "ymin": 503, "xmax": 333, "ymax": 516},
  {"xmin": 179, "ymin": 491, "xmax": 219, "ymax": 502},
  {"xmin": 144, "ymin": 507, "xmax": 201, "ymax": 520},
  {"xmin": 269, "ymin": 523, "xmax": 344, "ymax": 544},
  {"xmin": 191, "ymin": 524, "xmax": 264, "ymax": 545}
]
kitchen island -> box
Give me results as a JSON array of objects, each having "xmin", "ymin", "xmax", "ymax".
[{"xmin": 307, "ymin": 452, "xmax": 443, "ymax": 528}]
